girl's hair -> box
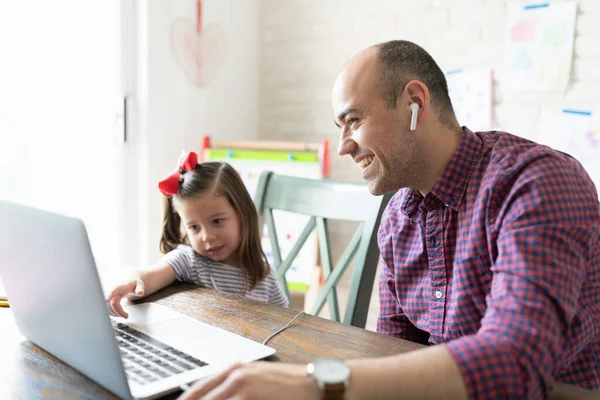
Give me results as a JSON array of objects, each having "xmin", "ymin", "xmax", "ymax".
[{"xmin": 160, "ymin": 162, "xmax": 268, "ymax": 289}]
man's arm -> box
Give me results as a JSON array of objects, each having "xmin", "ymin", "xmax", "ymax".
[
  {"xmin": 347, "ymin": 345, "xmax": 467, "ymax": 400},
  {"xmin": 444, "ymin": 153, "xmax": 600, "ymax": 399},
  {"xmin": 178, "ymin": 346, "xmax": 468, "ymax": 400}
]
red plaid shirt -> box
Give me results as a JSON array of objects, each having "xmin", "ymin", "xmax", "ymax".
[{"xmin": 377, "ymin": 128, "xmax": 600, "ymax": 399}]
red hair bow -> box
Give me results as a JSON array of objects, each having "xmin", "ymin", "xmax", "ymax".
[{"xmin": 158, "ymin": 151, "xmax": 198, "ymax": 196}]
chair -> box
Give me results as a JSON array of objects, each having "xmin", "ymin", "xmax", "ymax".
[{"xmin": 254, "ymin": 171, "xmax": 392, "ymax": 328}]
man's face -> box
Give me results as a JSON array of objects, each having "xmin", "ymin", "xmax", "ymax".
[{"xmin": 332, "ymin": 62, "xmax": 425, "ymax": 195}]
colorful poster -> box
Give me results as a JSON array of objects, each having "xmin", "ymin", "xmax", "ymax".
[
  {"xmin": 503, "ymin": 2, "xmax": 576, "ymax": 92},
  {"xmin": 446, "ymin": 68, "xmax": 493, "ymax": 131}
]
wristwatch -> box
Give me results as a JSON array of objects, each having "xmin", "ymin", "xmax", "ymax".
[{"xmin": 306, "ymin": 357, "xmax": 351, "ymax": 400}]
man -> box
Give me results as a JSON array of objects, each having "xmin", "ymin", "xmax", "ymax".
[{"xmin": 179, "ymin": 40, "xmax": 600, "ymax": 399}]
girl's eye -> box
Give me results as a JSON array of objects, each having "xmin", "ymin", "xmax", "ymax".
[
  {"xmin": 213, "ymin": 218, "xmax": 224, "ymax": 225},
  {"xmin": 189, "ymin": 225, "xmax": 199, "ymax": 231}
]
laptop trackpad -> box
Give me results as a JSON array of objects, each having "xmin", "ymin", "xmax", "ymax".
[
  {"xmin": 122, "ymin": 302, "xmax": 180, "ymax": 327},
  {"xmin": 140, "ymin": 317, "xmax": 257, "ymax": 364}
]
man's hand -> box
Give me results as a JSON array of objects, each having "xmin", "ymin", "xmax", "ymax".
[{"xmin": 178, "ymin": 361, "xmax": 321, "ymax": 400}]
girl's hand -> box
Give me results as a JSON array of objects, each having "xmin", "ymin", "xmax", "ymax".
[{"xmin": 106, "ymin": 278, "xmax": 145, "ymax": 318}]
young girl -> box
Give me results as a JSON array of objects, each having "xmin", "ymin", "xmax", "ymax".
[{"xmin": 107, "ymin": 151, "xmax": 288, "ymax": 319}]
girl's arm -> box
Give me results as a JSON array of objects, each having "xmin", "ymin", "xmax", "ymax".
[
  {"xmin": 107, "ymin": 260, "xmax": 177, "ymax": 318},
  {"xmin": 133, "ymin": 260, "xmax": 178, "ymax": 298}
]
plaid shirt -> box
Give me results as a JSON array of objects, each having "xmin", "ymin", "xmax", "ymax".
[{"xmin": 377, "ymin": 128, "xmax": 600, "ymax": 399}]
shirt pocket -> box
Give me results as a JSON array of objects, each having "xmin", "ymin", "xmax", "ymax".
[{"xmin": 443, "ymin": 254, "xmax": 492, "ymax": 340}]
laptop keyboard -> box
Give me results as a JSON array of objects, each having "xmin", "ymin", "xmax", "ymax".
[{"xmin": 112, "ymin": 321, "xmax": 208, "ymax": 385}]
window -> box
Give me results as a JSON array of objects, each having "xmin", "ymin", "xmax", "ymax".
[{"xmin": 0, "ymin": 1, "xmax": 124, "ymax": 273}]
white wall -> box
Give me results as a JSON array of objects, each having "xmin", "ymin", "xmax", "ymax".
[{"xmin": 124, "ymin": 0, "xmax": 261, "ymax": 268}]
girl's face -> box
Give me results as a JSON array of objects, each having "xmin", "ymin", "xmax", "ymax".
[{"xmin": 176, "ymin": 194, "xmax": 242, "ymax": 268}]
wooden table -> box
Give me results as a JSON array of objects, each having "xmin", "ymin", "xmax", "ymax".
[{"xmin": 1, "ymin": 283, "xmax": 597, "ymax": 399}]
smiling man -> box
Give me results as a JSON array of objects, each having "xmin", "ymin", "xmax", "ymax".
[
  {"xmin": 179, "ymin": 40, "xmax": 600, "ymax": 400},
  {"xmin": 333, "ymin": 43, "xmax": 459, "ymax": 197},
  {"xmin": 332, "ymin": 40, "xmax": 600, "ymax": 399}
]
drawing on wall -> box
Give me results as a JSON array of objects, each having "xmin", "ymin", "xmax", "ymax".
[
  {"xmin": 445, "ymin": 68, "xmax": 493, "ymax": 131},
  {"xmin": 170, "ymin": 0, "xmax": 227, "ymax": 88},
  {"xmin": 502, "ymin": 2, "xmax": 576, "ymax": 92},
  {"xmin": 538, "ymin": 109, "xmax": 600, "ymax": 187}
]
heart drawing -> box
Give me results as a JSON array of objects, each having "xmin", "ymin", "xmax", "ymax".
[{"xmin": 170, "ymin": 18, "xmax": 227, "ymax": 88}]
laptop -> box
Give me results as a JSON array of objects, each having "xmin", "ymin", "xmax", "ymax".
[{"xmin": 0, "ymin": 200, "xmax": 276, "ymax": 400}]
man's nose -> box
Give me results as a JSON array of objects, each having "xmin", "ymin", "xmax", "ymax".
[{"xmin": 338, "ymin": 129, "xmax": 357, "ymax": 156}]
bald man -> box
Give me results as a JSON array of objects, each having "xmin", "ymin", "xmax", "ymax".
[{"xmin": 179, "ymin": 40, "xmax": 600, "ymax": 400}]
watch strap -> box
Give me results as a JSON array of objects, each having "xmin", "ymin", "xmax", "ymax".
[{"xmin": 322, "ymin": 382, "xmax": 346, "ymax": 400}]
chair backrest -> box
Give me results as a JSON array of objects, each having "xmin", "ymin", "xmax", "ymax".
[{"xmin": 254, "ymin": 171, "xmax": 392, "ymax": 328}]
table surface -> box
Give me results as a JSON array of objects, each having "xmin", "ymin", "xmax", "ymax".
[{"xmin": 0, "ymin": 283, "xmax": 597, "ymax": 399}]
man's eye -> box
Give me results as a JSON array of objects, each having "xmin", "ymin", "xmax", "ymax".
[{"xmin": 347, "ymin": 118, "xmax": 358, "ymax": 127}]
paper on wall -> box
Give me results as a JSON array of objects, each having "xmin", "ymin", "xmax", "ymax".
[
  {"xmin": 502, "ymin": 2, "xmax": 577, "ymax": 92},
  {"xmin": 538, "ymin": 109, "xmax": 600, "ymax": 188},
  {"xmin": 446, "ymin": 68, "xmax": 493, "ymax": 131}
]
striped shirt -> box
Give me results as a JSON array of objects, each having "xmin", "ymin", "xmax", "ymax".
[
  {"xmin": 162, "ymin": 245, "xmax": 288, "ymax": 308},
  {"xmin": 378, "ymin": 128, "xmax": 600, "ymax": 399}
]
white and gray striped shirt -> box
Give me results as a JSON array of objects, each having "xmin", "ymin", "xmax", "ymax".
[{"xmin": 162, "ymin": 245, "xmax": 288, "ymax": 308}]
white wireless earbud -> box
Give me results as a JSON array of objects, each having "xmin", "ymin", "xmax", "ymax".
[{"xmin": 409, "ymin": 103, "xmax": 419, "ymax": 131}]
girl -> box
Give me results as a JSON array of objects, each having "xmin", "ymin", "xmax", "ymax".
[{"xmin": 107, "ymin": 151, "xmax": 288, "ymax": 318}]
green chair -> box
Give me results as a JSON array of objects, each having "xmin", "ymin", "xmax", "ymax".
[{"xmin": 254, "ymin": 171, "xmax": 392, "ymax": 328}]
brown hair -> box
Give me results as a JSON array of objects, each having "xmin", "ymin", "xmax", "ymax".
[
  {"xmin": 374, "ymin": 40, "xmax": 456, "ymax": 128},
  {"xmin": 160, "ymin": 162, "xmax": 268, "ymax": 289}
]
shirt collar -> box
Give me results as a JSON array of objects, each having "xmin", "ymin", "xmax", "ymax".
[{"xmin": 401, "ymin": 127, "xmax": 483, "ymax": 215}]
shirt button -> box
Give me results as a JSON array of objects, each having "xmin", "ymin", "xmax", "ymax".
[{"xmin": 434, "ymin": 290, "xmax": 443, "ymax": 299}]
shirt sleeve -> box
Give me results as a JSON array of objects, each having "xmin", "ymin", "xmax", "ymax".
[
  {"xmin": 160, "ymin": 245, "xmax": 195, "ymax": 282},
  {"xmin": 445, "ymin": 153, "xmax": 600, "ymax": 399},
  {"xmin": 267, "ymin": 269, "xmax": 289, "ymax": 308}
]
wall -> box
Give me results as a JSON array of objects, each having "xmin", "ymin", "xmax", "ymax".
[{"xmin": 123, "ymin": 0, "xmax": 261, "ymax": 268}]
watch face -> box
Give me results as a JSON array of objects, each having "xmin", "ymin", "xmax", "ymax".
[{"xmin": 310, "ymin": 358, "xmax": 351, "ymax": 384}]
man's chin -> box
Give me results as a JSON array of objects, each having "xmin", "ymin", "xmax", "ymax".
[
  {"xmin": 367, "ymin": 178, "xmax": 398, "ymax": 196},
  {"xmin": 367, "ymin": 180, "xmax": 386, "ymax": 196}
]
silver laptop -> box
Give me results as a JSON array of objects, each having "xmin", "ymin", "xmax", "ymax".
[{"xmin": 0, "ymin": 200, "xmax": 276, "ymax": 400}]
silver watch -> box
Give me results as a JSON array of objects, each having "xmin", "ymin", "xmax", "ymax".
[{"xmin": 306, "ymin": 357, "xmax": 350, "ymax": 400}]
